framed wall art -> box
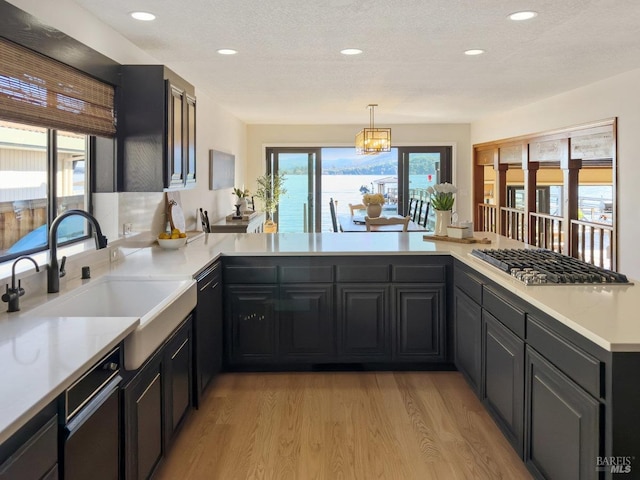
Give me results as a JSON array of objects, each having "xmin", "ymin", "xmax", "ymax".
[{"xmin": 209, "ymin": 149, "xmax": 235, "ymax": 190}]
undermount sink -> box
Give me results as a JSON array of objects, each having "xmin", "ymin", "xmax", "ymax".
[{"xmin": 28, "ymin": 275, "xmax": 197, "ymax": 370}]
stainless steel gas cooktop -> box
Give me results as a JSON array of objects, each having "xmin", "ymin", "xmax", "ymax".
[{"xmin": 470, "ymin": 248, "xmax": 630, "ymax": 285}]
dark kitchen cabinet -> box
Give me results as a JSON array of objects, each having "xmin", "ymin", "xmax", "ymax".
[
  {"xmin": 453, "ymin": 287, "xmax": 482, "ymax": 394},
  {"xmin": 392, "ymin": 284, "xmax": 446, "ymax": 362},
  {"xmin": 483, "ymin": 311, "xmax": 525, "ymax": 456},
  {"xmin": 0, "ymin": 404, "xmax": 58, "ymax": 480},
  {"xmin": 225, "ymin": 285, "xmax": 278, "ymax": 365},
  {"xmin": 336, "ymin": 284, "xmax": 390, "ymax": 360},
  {"xmin": 185, "ymin": 94, "xmax": 196, "ymax": 186},
  {"xmin": 118, "ymin": 65, "xmax": 196, "ymax": 191},
  {"xmin": 524, "ymin": 347, "xmax": 600, "ymax": 480},
  {"xmin": 123, "ymin": 355, "xmax": 163, "ymax": 480},
  {"xmin": 123, "ymin": 317, "xmax": 193, "ymax": 480},
  {"xmin": 164, "ymin": 319, "xmax": 192, "ymax": 445},
  {"xmin": 279, "ymin": 284, "xmax": 335, "ymax": 360},
  {"xmin": 193, "ymin": 262, "xmax": 223, "ymax": 407}
]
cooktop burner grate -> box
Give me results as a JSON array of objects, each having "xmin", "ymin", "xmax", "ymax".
[{"xmin": 471, "ymin": 248, "xmax": 630, "ymax": 284}]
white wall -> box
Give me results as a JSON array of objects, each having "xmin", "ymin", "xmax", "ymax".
[
  {"xmin": 471, "ymin": 68, "xmax": 640, "ymax": 278},
  {"xmin": 246, "ymin": 123, "xmax": 472, "ymax": 220}
]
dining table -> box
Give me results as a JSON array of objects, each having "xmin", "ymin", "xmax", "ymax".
[{"xmin": 337, "ymin": 213, "xmax": 426, "ymax": 232}]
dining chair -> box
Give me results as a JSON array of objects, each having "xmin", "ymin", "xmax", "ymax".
[
  {"xmin": 419, "ymin": 201, "xmax": 431, "ymax": 229},
  {"xmin": 365, "ymin": 215, "xmax": 410, "ymax": 232},
  {"xmin": 329, "ymin": 197, "xmax": 340, "ymax": 232},
  {"xmin": 349, "ymin": 203, "xmax": 366, "ymax": 215},
  {"xmin": 407, "ymin": 198, "xmax": 416, "ymax": 217},
  {"xmin": 411, "ymin": 199, "xmax": 422, "ymax": 222}
]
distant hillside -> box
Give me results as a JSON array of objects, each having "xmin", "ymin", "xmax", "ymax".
[{"xmin": 277, "ymin": 150, "xmax": 438, "ymax": 175}]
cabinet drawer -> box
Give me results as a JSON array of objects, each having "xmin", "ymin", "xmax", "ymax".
[
  {"xmin": 392, "ymin": 265, "xmax": 445, "ymax": 283},
  {"xmin": 527, "ymin": 315, "xmax": 603, "ymax": 399},
  {"xmin": 454, "ymin": 266, "xmax": 483, "ymax": 304},
  {"xmin": 0, "ymin": 415, "xmax": 57, "ymax": 480},
  {"xmin": 482, "ymin": 286, "xmax": 525, "ymax": 338},
  {"xmin": 336, "ymin": 264, "xmax": 389, "ymax": 283},
  {"xmin": 280, "ymin": 265, "xmax": 333, "ymax": 283},
  {"xmin": 224, "ymin": 265, "xmax": 277, "ymax": 284}
]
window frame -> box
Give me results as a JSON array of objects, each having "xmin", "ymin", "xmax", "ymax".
[{"xmin": 0, "ymin": 123, "xmax": 92, "ymax": 264}]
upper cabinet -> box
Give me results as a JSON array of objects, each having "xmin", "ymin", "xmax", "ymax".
[{"xmin": 118, "ymin": 65, "xmax": 196, "ymax": 191}]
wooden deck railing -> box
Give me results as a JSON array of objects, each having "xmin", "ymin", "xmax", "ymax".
[
  {"xmin": 529, "ymin": 212, "xmax": 564, "ymax": 253},
  {"xmin": 571, "ymin": 219, "xmax": 614, "ymax": 270},
  {"xmin": 500, "ymin": 207, "xmax": 526, "ymax": 242},
  {"xmin": 477, "ymin": 204, "xmax": 497, "ymax": 232}
]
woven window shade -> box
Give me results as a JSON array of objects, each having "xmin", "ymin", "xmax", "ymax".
[{"xmin": 0, "ymin": 38, "xmax": 115, "ymax": 137}]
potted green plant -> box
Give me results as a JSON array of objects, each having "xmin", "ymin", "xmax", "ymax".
[
  {"xmin": 254, "ymin": 172, "xmax": 286, "ymax": 232},
  {"xmin": 232, "ymin": 186, "xmax": 250, "ymax": 213}
]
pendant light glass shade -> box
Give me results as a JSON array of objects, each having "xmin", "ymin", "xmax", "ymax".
[{"xmin": 355, "ymin": 104, "xmax": 391, "ymax": 154}]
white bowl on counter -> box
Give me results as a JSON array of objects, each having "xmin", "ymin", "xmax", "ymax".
[{"xmin": 157, "ymin": 237, "xmax": 187, "ymax": 249}]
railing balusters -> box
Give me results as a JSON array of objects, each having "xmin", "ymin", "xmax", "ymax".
[{"xmin": 570, "ymin": 219, "xmax": 613, "ymax": 270}]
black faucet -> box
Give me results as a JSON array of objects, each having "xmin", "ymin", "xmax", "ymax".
[
  {"xmin": 2, "ymin": 256, "xmax": 40, "ymax": 312},
  {"xmin": 47, "ymin": 209, "xmax": 108, "ymax": 293}
]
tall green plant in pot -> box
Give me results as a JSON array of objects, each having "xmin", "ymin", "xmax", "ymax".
[{"xmin": 254, "ymin": 172, "xmax": 287, "ymax": 232}]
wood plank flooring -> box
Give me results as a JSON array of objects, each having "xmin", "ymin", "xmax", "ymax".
[{"xmin": 154, "ymin": 372, "xmax": 532, "ymax": 480}]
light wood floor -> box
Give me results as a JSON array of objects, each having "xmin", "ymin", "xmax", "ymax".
[{"xmin": 155, "ymin": 372, "xmax": 532, "ymax": 480}]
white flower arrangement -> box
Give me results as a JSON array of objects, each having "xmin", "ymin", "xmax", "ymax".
[{"xmin": 427, "ymin": 182, "xmax": 457, "ymax": 211}]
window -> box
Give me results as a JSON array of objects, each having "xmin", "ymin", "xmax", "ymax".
[
  {"xmin": 472, "ymin": 119, "xmax": 617, "ymax": 270},
  {"xmin": 0, "ymin": 120, "xmax": 89, "ymax": 262},
  {"xmin": 267, "ymin": 146, "xmax": 452, "ymax": 233}
]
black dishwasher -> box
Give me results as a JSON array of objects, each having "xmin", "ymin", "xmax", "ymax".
[{"xmin": 60, "ymin": 347, "xmax": 121, "ymax": 480}]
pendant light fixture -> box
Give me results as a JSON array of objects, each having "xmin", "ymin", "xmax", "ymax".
[{"xmin": 355, "ymin": 104, "xmax": 391, "ymax": 154}]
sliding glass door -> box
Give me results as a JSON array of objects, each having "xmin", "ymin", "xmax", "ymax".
[
  {"xmin": 267, "ymin": 148, "xmax": 321, "ymax": 233},
  {"xmin": 266, "ymin": 146, "xmax": 452, "ymax": 233},
  {"xmin": 398, "ymin": 147, "xmax": 452, "ymax": 216}
]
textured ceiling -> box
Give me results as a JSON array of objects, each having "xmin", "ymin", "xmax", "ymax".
[{"xmin": 71, "ymin": 0, "xmax": 640, "ymax": 125}]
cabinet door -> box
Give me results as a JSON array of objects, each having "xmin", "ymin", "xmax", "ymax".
[
  {"xmin": 124, "ymin": 357, "xmax": 163, "ymax": 480},
  {"xmin": 336, "ymin": 284, "xmax": 389, "ymax": 360},
  {"xmin": 167, "ymin": 83, "xmax": 185, "ymax": 189},
  {"xmin": 164, "ymin": 319, "xmax": 192, "ymax": 445},
  {"xmin": 225, "ymin": 285, "xmax": 278, "ymax": 364},
  {"xmin": 393, "ymin": 284, "xmax": 446, "ymax": 362},
  {"xmin": 525, "ymin": 347, "xmax": 601, "ymax": 480},
  {"xmin": 185, "ymin": 94, "xmax": 196, "ymax": 186},
  {"xmin": 194, "ymin": 263, "xmax": 222, "ymax": 405},
  {"xmin": 453, "ymin": 287, "xmax": 482, "ymax": 394},
  {"xmin": 483, "ymin": 311, "xmax": 525, "ymax": 455},
  {"xmin": 0, "ymin": 415, "xmax": 57, "ymax": 480},
  {"xmin": 279, "ymin": 284, "xmax": 334, "ymax": 360}
]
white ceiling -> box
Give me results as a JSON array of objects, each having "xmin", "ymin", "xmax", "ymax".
[{"xmin": 71, "ymin": 0, "xmax": 640, "ymax": 125}]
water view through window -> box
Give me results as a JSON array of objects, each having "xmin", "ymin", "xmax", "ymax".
[{"xmin": 273, "ymin": 147, "xmax": 443, "ymax": 233}]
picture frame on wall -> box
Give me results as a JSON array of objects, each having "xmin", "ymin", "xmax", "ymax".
[{"xmin": 209, "ymin": 149, "xmax": 235, "ymax": 190}]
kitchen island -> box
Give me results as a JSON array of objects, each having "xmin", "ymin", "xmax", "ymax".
[{"xmin": 1, "ymin": 231, "xmax": 639, "ymax": 479}]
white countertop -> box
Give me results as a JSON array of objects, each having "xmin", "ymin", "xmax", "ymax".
[
  {"xmin": 0, "ymin": 314, "xmax": 138, "ymax": 444},
  {"xmin": 115, "ymin": 231, "xmax": 640, "ymax": 353},
  {"xmin": 1, "ymin": 229, "xmax": 638, "ymax": 444}
]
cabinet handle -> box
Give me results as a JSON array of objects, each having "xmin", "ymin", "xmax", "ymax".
[{"xmin": 103, "ymin": 362, "xmax": 119, "ymax": 371}]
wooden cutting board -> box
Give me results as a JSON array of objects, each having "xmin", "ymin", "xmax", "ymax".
[{"xmin": 423, "ymin": 234, "xmax": 492, "ymax": 244}]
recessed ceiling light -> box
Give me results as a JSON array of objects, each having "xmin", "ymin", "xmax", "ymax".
[
  {"xmin": 340, "ymin": 48, "xmax": 363, "ymax": 55},
  {"xmin": 130, "ymin": 11, "xmax": 156, "ymax": 21},
  {"xmin": 217, "ymin": 49, "xmax": 238, "ymax": 55},
  {"xmin": 509, "ymin": 11, "xmax": 538, "ymax": 21},
  {"xmin": 464, "ymin": 49, "xmax": 485, "ymax": 56}
]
